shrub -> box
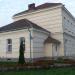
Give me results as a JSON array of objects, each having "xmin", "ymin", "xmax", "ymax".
[{"xmin": 18, "ymin": 40, "xmax": 25, "ymax": 64}]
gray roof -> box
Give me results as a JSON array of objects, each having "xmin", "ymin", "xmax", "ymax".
[
  {"xmin": 13, "ymin": 3, "xmax": 62, "ymax": 17},
  {"xmin": 0, "ymin": 19, "xmax": 50, "ymax": 33},
  {"xmin": 44, "ymin": 36, "xmax": 60, "ymax": 44}
]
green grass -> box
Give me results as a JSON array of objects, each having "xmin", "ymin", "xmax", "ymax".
[
  {"xmin": 0, "ymin": 62, "xmax": 17, "ymax": 64},
  {"xmin": 0, "ymin": 67, "xmax": 75, "ymax": 75},
  {"xmin": 0, "ymin": 62, "xmax": 17, "ymax": 66}
]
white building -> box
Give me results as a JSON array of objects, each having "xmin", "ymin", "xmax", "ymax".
[{"xmin": 0, "ymin": 3, "xmax": 75, "ymax": 62}]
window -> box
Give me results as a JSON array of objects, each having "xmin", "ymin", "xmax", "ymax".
[
  {"xmin": 71, "ymin": 23, "xmax": 72, "ymax": 25},
  {"xmin": 68, "ymin": 20, "xmax": 69, "ymax": 22},
  {"xmin": 65, "ymin": 39, "xmax": 68, "ymax": 43},
  {"xmin": 7, "ymin": 39, "xmax": 12, "ymax": 53},
  {"xmin": 55, "ymin": 44, "xmax": 58, "ymax": 52},
  {"xmin": 20, "ymin": 37, "xmax": 25, "ymax": 50},
  {"xmin": 64, "ymin": 17, "xmax": 66, "ymax": 19}
]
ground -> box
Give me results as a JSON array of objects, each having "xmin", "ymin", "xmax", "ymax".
[{"xmin": 0, "ymin": 67, "xmax": 75, "ymax": 75}]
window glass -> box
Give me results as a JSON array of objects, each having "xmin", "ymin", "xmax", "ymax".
[{"xmin": 7, "ymin": 39, "xmax": 12, "ymax": 53}]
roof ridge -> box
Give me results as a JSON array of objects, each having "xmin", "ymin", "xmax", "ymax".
[{"xmin": 13, "ymin": 3, "xmax": 62, "ymax": 17}]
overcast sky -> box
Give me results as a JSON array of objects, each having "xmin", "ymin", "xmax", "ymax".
[{"xmin": 0, "ymin": 0, "xmax": 75, "ymax": 27}]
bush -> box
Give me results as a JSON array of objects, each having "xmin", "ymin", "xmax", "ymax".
[
  {"xmin": 18, "ymin": 40, "xmax": 25, "ymax": 64},
  {"xmin": 54, "ymin": 57, "xmax": 64, "ymax": 63},
  {"xmin": 64, "ymin": 59, "xmax": 75, "ymax": 64}
]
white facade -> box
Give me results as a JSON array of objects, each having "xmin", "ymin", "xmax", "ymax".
[
  {"xmin": 0, "ymin": 3, "xmax": 75, "ymax": 61},
  {"xmin": 32, "ymin": 29, "xmax": 49, "ymax": 59},
  {"xmin": 13, "ymin": 4, "xmax": 75, "ymax": 58},
  {"xmin": 62, "ymin": 7, "xmax": 75, "ymax": 57},
  {"xmin": 0, "ymin": 27, "xmax": 49, "ymax": 61},
  {"xmin": 13, "ymin": 5, "xmax": 64, "ymax": 57},
  {"xmin": 0, "ymin": 29, "xmax": 30, "ymax": 59}
]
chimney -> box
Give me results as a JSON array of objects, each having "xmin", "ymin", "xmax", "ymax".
[{"xmin": 28, "ymin": 3, "xmax": 35, "ymax": 10}]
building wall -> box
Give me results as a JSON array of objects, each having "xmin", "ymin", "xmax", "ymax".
[
  {"xmin": 0, "ymin": 28, "xmax": 50, "ymax": 61},
  {"xmin": 13, "ymin": 6, "xmax": 65, "ymax": 56},
  {"xmin": 32, "ymin": 29, "xmax": 49, "ymax": 59},
  {"xmin": 51, "ymin": 33, "xmax": 64, "ymax": 56},
  {"xmin": 13, "ymin": 6, "xmax": 63, "ymax": 33},
  {"xmin": 44, "ymin": 43, "xmax": 53, "ymax": 57},
  {"xmin": 62, "ymin": 7, "xmax": 75, "ymax": 36},
  {"xmin": 63, "ymin": 33, "xmax": 75, "ymax": 57},
  {"xmin": 0, "ymin": 29, "xmax": 31, "ymax": 60},
  {"xmin": 62, "ymin": 7, "xmax": 75, "ymax": 57}
]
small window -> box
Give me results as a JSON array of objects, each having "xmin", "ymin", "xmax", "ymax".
[
  {"xmin": 20, "ymin": 37, "xmax": 25, "ymax": 50},
  {"xmin": 64, "ymin": 17, "xmax": 66, "ymax": 19},
  {"xmin": 65, "ymin": 39, "xmax": 68, "ymax": 42},
  {"xmin": 68, "ymin": 20, "xmax": 69, "ymax": 22},
  {"xmin": 55, "ymin": 44, "xmax": 58, "ymax": 52},
  {"xmin": 7, "ymin": 39, "xmax": 12, "ymax": 53}
]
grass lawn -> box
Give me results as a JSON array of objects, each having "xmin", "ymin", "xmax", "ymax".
[
  {"xmin": 0, "ymin": 62, "xmax": 17, "ymax": 65},
  {"xmin": 0, "ymin": 67, "xmax": 75, "ymax": 75}
]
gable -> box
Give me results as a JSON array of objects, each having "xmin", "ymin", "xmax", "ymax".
[{"xmin": 0, "ymin": 19, "xmax": 50, "ymax": 33}]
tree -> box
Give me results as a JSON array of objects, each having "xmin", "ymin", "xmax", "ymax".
[{"xmin": 18, "ymin": 40, "xmax": 25, "ymax": 64}]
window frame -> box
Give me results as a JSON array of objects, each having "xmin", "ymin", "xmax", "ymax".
[
  {"xmin": 6, "ymin": 39, "xmax": 12, "ymax": 53},
  {"xmin": 55, "ymin": 44, "xmax": 58, "ymax": 52}
]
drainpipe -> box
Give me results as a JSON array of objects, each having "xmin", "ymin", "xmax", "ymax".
[{"xmin": 28, "ymin": 28, "xmax": 32, "ymax": 63}]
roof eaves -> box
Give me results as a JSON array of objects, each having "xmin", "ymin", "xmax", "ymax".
[
  {"xmin": 44, "ymin": 36, "xmax": 60, "ymax": 44},
  {"xmin": 0, "ymin": 27, "xmax": 29, "ymax": 33}
]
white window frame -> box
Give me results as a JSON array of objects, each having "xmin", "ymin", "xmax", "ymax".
[{"xmin": 6, "ymin": 39, "xmax": 12, "ymax": 53}]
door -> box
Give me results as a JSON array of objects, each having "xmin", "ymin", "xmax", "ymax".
[
  {"xmin": 52, "ymin": 44, "xmax": 58, "ymax": 57},
  {"xmin": 44, "ymin": 43, "xmax": 52, "ymax": 57}
]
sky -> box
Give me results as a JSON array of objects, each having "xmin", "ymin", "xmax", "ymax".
[{"xmin": 0, "ymin": 0, "xmax": 75, "ymax": 27}]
